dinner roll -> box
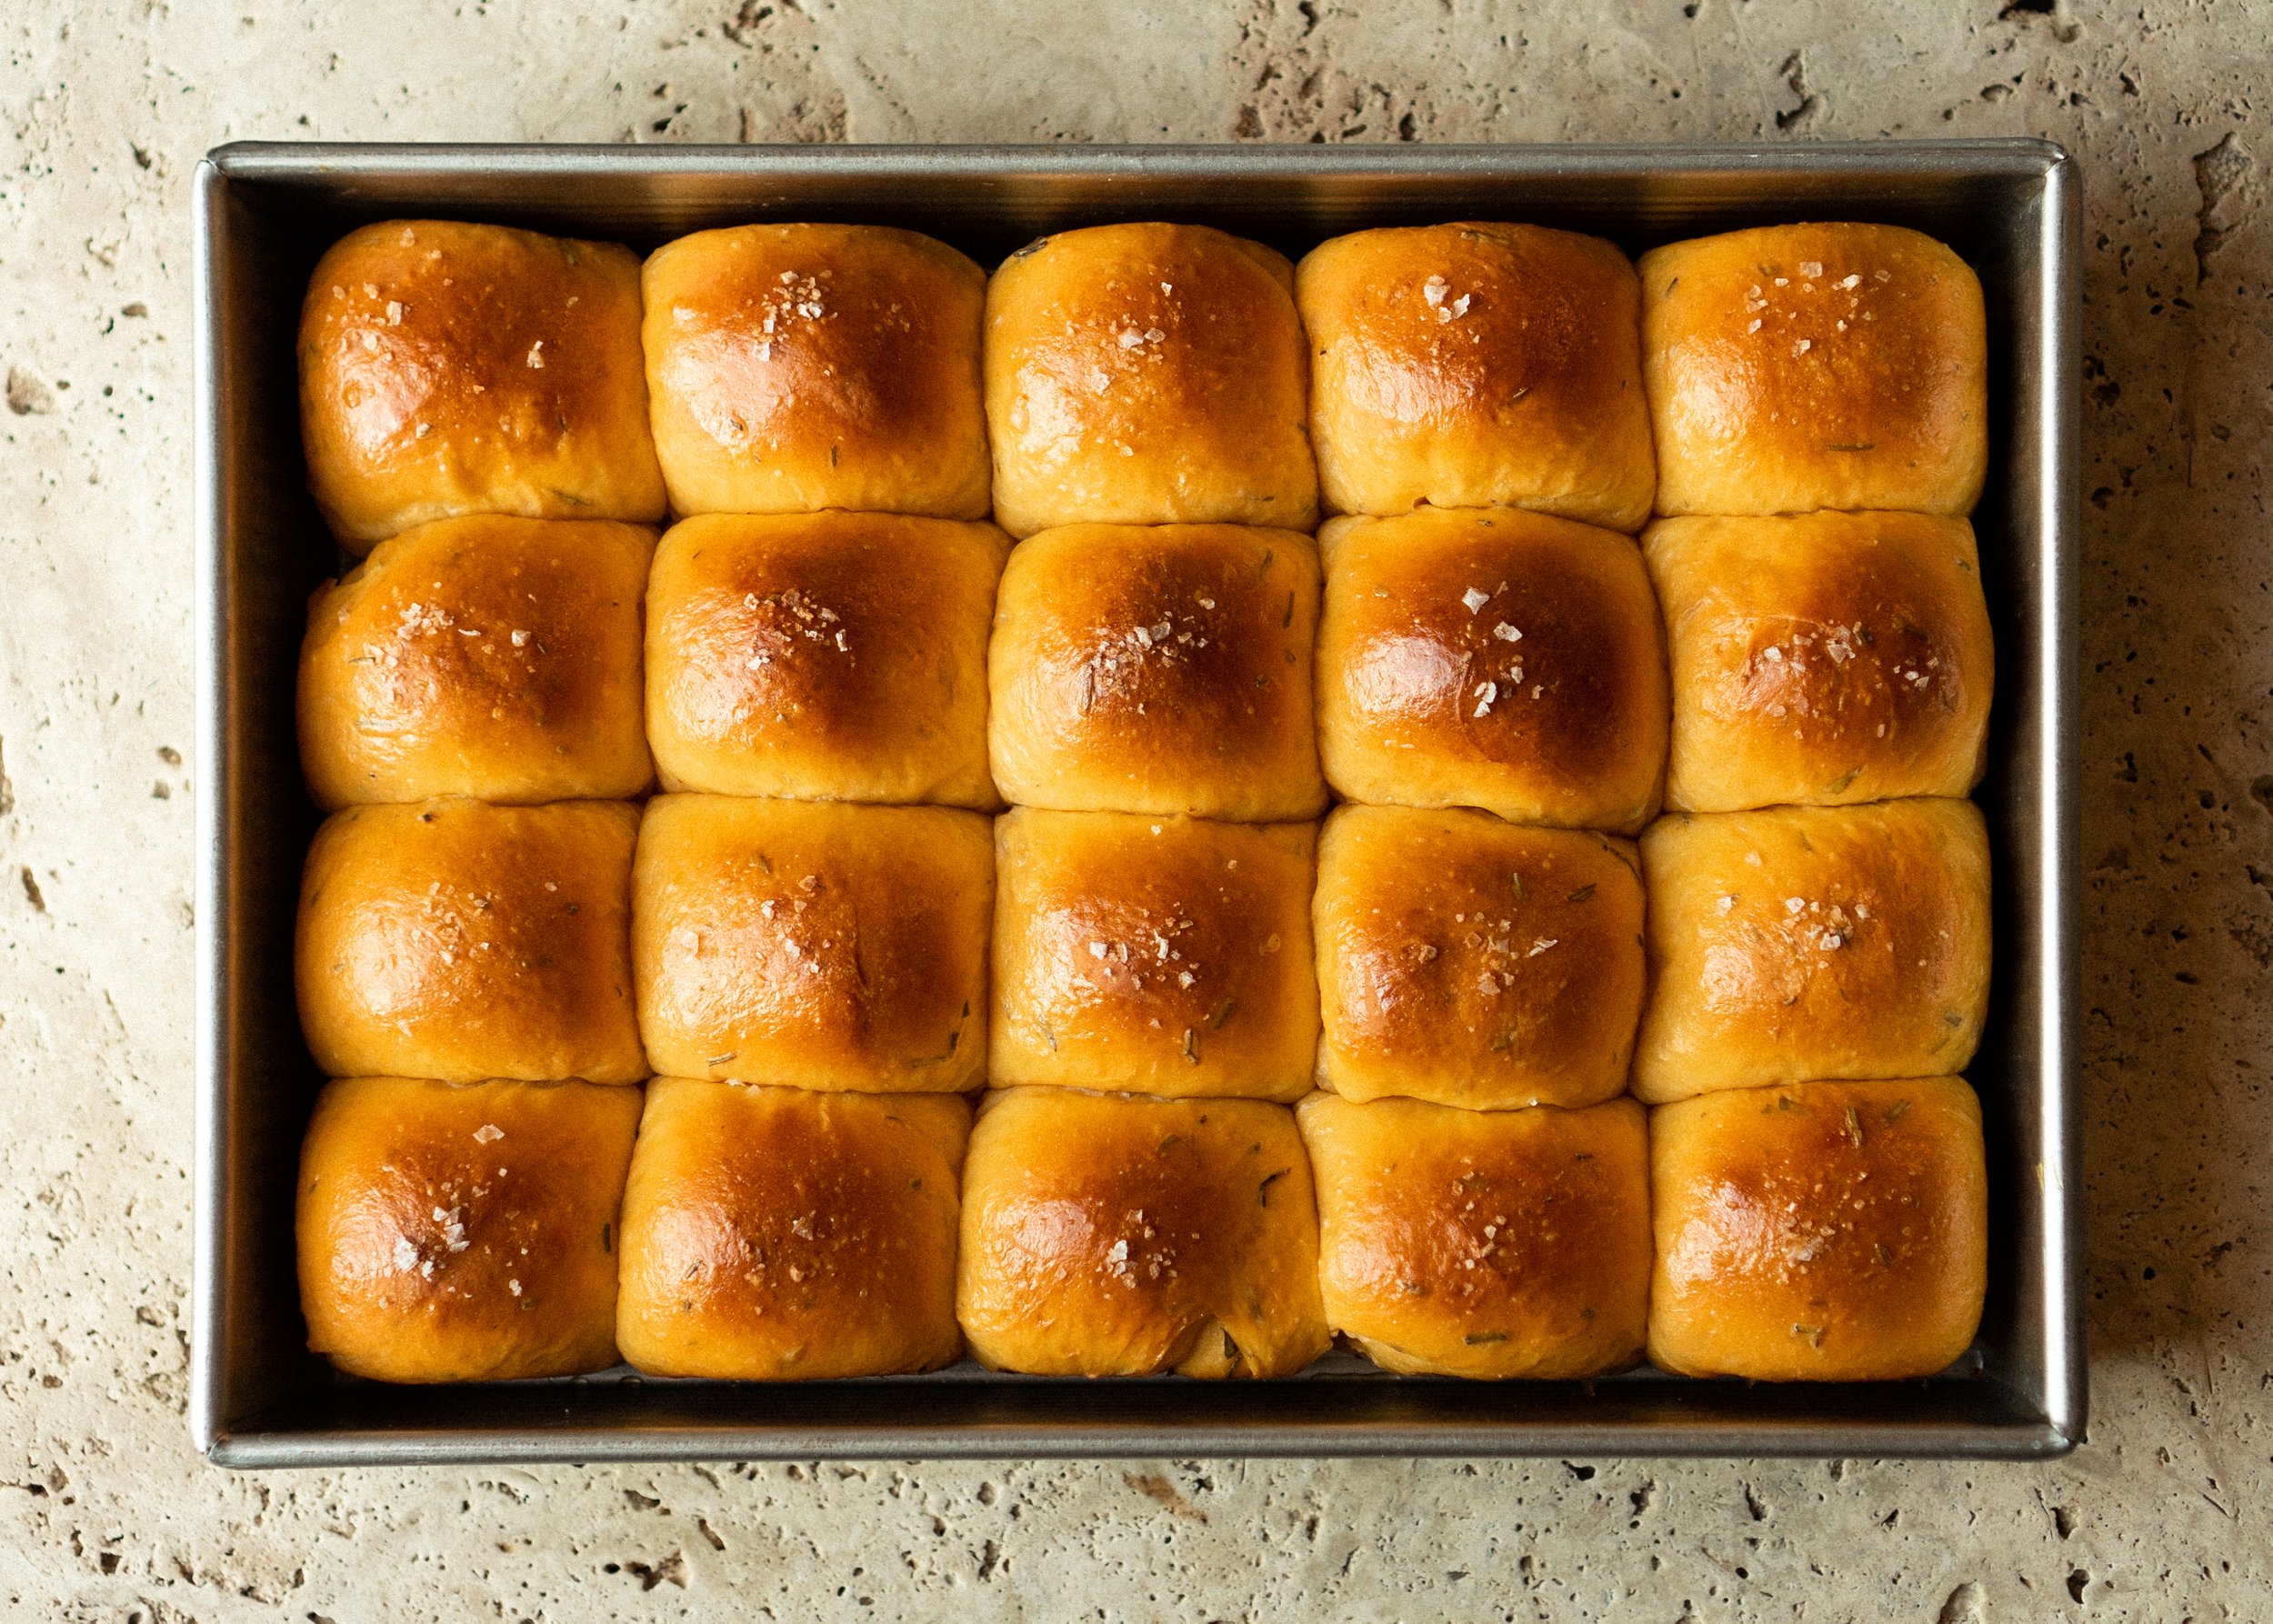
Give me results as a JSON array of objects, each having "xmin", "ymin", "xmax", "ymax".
[
  {"xmin": 298, "ymin": 515, "xmax": 655, "ymax": 808},
  {"xmin": 1639, "ymin": 223, "xmax": 1988, "ymax": 517},
  {"xmin": 987, "ymin": 524, "xmax": 1324, "ymax": 819},
  {"xmin": 1298, "ymin": 1093, "xmax": 1649, "ymax": 1379},
  {"xmin": 957, "ymin": 1088, "xmax": 1327, "ymax": 1378},
  {"xmin": 1313, "ymin": 806, "xmax": 1643, "ymax": 1110},
  {"xmin": 615, "ymin": 1079, "xmax": 969, "ymax": 1379},
  {"xmin": 1644, "ymin": 511, "xmax": 1994, "ymax": 814},
  {"xmin": 984, "ymin": 223, "xmax": 1317, "ymax": 537},
  {"xmin": 646, "ymin": 512, "xmax": 1008, "ymax": 807},
  {"xmin": 296, "ymin": 1076, "xmax": 641, "ymax": 1382},
  {"xmin": 1648, "ymin": 1077, "xmax": 1988, "ymax": 1380},
  {"xmin": 641, "ymin": 224, "xmax": 990, "ymax": 519},
  {"xmin": 1298, "ymin": 223, "xmax": 1654, "ymax": 530},
  {"xmin": 299, "ymin": 220, "xmax": 666, "ymax": 551},
  {"xmin": 1317, "ymin": 506, "xmax": 1668, "ymax": 833},
  {"xmin": 633, "ymin": 795, "xmax": 993, "ymax": 1092},
  {"xmin": 296, "ymin": 799, "xmax": 645, "ymax": 1085},
  {"xmin": 990, "ymin": 809, "xmax": 1318, "ymax": 1100},
  {"xmin": 1634, "ymin": 798, "xmax": 1991, "ymax": 1103}
]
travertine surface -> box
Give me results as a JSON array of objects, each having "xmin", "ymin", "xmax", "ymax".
[{"xmin": 4, "ymin": 1, "xmax": 2270, "ymax": 1617}]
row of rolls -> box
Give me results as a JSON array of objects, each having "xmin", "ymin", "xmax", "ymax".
[
  {"xmin": 292, "ymin": 209, "xmax": 1995, "ymax": 1389},
  {"xmin": 303, "ymin": 502, "xmax": 1992, "ymax": 828},
  {"xmin": 304, "ymin": 1071, "xmax": 1983, "ymax": 1387},
  {"xmin": 300, "ymin": 214, "xmax": 1986, "ymax": 546}
]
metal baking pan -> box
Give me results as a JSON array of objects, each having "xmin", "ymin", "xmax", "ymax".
[{"xmin": 193, "ymin": 139, "xmax": 2080, "ymax": 1466}]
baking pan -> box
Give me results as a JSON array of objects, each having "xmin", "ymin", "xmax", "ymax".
[{"xmin": 192, "ymin": 140, "xmax": 2081, "ymax": 1466}]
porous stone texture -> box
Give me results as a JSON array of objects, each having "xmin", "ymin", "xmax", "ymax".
[{"xmin": 2, "ymin": 1, "xmax": 2269, "ymax": 1617}]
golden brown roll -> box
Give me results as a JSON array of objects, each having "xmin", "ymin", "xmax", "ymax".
[
  {"xmin": 645, "ymin": 512, "xmax": 1008, "ymax": 807},
  {"xmin": 296, "ymin": 1076, "xmax": 642, "ymax": 1382},
  {"xmin": 1634, "ymin": 798, "xmax": 1991, "ymax": 1103},
  {"xmin": 956, "ymin": 1088, "xmax": 1327, "ymax": 1378},
  {"xmin": 987, "ymin": 524, "xmax": 1324, "ymax": 819},
  {"xmin": 299, "ymin": 220, "xmax": 666, "ymax": 551},
  {"xmin": 1639, "ymin": 223, "xmax": 1988, "ymax": 517},
  {"xmin": 632, "ymin": 795, "xmax": 993, "ymax": 1093},
  {"xmin": 296, "ymin": 799, "xmax": 645, "ymax": 1085},
  {"xmin": 615, "ymin": 1079, "xmax": 969, "ymax": 1379},
  {"xmin": 990, "ymin": 808, "xmax": 1317, "ymax": 1100},
  {"xmin": 298, "ymin": 515, "xmax": 655, "ymax": 808},
  {"xmin": 1298, "ymin": 1093, "xmax": 1649, "ymax": 1378},
  {"xmin": 1648, "ymin": 1077, "xmax": 1988, "ymax": 1380},
  {"xmin": 641, "ymin": 224, "xmax": 990, "ymax": 520},
  {"xmin": 1313, "ymin": 806, "xmax": 1643, "ymax": 1110},
  {"xmin": 1316, "ymin": 506, "xmax": 1668, "ymax": 833},
  {"xmin": 1644, "ymin": 511, "xmax": 1995, "ymax": 814},
  {"xmin": 983, "ymin": 223, "xmax": 1317, "ymax": 538},
  {"xmin": 1297, "ymin": 223, "xmax": 1655, "ymax": 530}
]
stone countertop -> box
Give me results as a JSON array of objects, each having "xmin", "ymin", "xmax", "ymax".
[{"xmin": 3, "ymin": 1, "xmax": 2268, "ymax": 1617}]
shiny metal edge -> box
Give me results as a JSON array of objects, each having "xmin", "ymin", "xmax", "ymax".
[
  {"xmin": 205, "ymin": 136, "xmax": 2071, "ymax": 175},
  {"xmin": 190, "ymin": 156, "xmax": 230, "ymax": 1457},
  {"xmin": 2037, "ymin": 148, "xmax": 2087, "ymax": 1444},
  {"xmin": 207, "ymin": 1421, "xmax": 2074, "ymax": 1471},
  {"xmin": 192, "ymin": 139, "xmax": 2082, "ymax": 1465}
]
